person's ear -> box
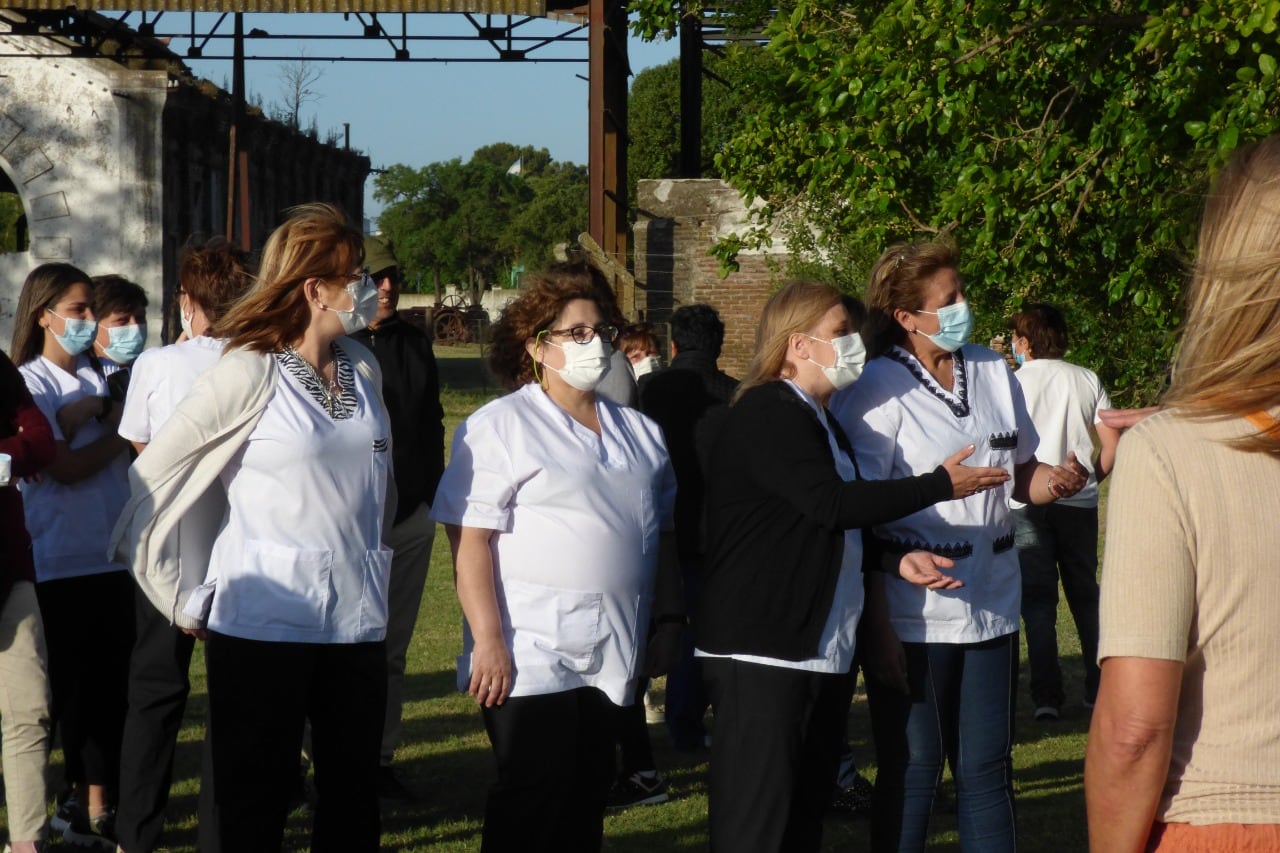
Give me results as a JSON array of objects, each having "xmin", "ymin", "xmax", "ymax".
[{"xmin": 893, "ymin": 306, "xmax": 916, "ymax": 334}]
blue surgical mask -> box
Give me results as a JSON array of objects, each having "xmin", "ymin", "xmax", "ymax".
[
  {"xmin": 46, "ymin": 309, "xmax": 97, "ymax": 356},
  {"xmin": 915, "ymin": 301, "xmax": 974, "ymax": 353},
  {"xmin": 102, "ymin": 323, "xmax": 147, "ymax": 364},
  {"xmin": 1014, "ymin": 350, "xmax": 1027, "ymax": 367}
]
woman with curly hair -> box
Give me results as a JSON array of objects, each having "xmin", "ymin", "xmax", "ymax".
[{"xmin": 431, "ymin": 262, "xmax": 679, "ymax": 852}]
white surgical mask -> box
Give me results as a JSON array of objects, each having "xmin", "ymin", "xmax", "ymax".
[
  {"xmin": 804, "ymin": 332, "xmax": 866, "ymax": 390},
  {"xmin": 546, "ymin": 335, "xmax": 612, "ymax": 391},
  {"xmin": 331, "ymin": 275, "xmax": 379, "ymax": 334},
  {"xmin": 180, "ymin": 296, "xmax": 196, "ymax": 339},
  {"xmin": 632, "ymin": 355, "xmax": 661, "ymax": 378}
]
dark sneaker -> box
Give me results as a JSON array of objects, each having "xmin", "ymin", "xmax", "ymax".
[
  {"xmin": 1034, "ymin": 705, "xmax": 1061, "ymax": 721},
  {"xmin": 829, "ymin": 772, "xmax": 874, "ymax": 818},
  {"xmin": 377, "ymin": 766, "xmax": 419, "ymax": 804},
  {"xmin": 49, "ymin": 791, "xmax": 78, "ymax": 835},
  {"xmin": 62, "ymin": 807, "xmax": 116, "ymax": 849},
  {"xmin": 607, "ymin": 772, "xmax": 670, "ymax": 810}
]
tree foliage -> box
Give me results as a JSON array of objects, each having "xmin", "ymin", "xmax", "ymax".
[
  {"xmin": 372, "ymin": 145, "xmax": 586, "ymax": 299},
  {"xmin": 636, "ymin": 1, "xmax": 1280, "ymax": 403},
  {"xmin": 628, "ymin": 44, "xmax": 780, "ymax": 182}
]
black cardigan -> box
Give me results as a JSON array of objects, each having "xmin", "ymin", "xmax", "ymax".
[{"xmin": 696, "ymin": 381, "xmax": 952, "ymax": 661}]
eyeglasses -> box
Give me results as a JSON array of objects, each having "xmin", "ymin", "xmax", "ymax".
[{"xmin": 545, "ymin": 324, "xmax": 618, "ymax": 345}]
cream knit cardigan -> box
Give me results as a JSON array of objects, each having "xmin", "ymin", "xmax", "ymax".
[{"xmin": 110, "ymin": 341, "xmax": 393, "ymax": 630}]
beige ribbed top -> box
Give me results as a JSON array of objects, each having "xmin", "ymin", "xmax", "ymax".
[{"xmin": 1099, "ymin": 408, "xmax": 1280, "ymax": 824}]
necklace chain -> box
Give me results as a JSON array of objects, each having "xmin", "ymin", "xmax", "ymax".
[{"xmin": 284, "ymin": 344, "xmax": 346, "ymax": 416}]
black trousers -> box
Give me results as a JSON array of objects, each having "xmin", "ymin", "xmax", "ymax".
[
  {"xmin": 115, "ymin": 584, "xmax": 196, "ymax": 853},
  {"xmin": 614, "ymin": 678, "xmax": 656, "ymax": 777},
  {"xmin": 479, "ymin": 687, "xmax": 616, "ymax": 853},
  {"xmin": 35, "ymin": 571, "xmax": 134, "ymax": 795},
  {"xmin": 202, "ymin": 632, "xmax": 386, "ymax": 853},
  {"xmin": 703, "ymin": 657, "xmax": 848, "ymax": 853}
]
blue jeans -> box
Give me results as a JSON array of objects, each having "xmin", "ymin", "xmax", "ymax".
[
  {"xmin": 1013, "ymin": 504, "xmax": 1101, "ymax": 709},
  {"xmin": 868, "ymin": 633, "xmax": 1018, "ymax": 853}
]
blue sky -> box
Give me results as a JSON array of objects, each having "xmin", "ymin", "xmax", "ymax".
[{"xmin": 171, "ymin": 13, "xmax": 679, "ymax": 222}]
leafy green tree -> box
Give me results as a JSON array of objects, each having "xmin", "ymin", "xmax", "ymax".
[
  {"xmin": 634, "ymin": 1, "xmax": 1280, "ymax": 403},
  {"xmin": 373, "ymin": 146, "xmax": 586, "ymax": 300},
  {"xmin": 628, "ymin": 44, "xmax": 780, "ymax": 181}
]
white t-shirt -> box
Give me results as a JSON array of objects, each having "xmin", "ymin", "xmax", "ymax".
[
  {"xmin": 832, "ymin": 344, "xmax": 1037, "ymax": 644},
  {"xmin": 190, "ymin": 345, "xmax": 392, "ymax": 644},
  {"xmin": 430, "ymin": 383, "xmax": 677, "ymax": 706},
  {"xmin": 1010, "ymin": 357, "xmax": 1111, "ymax": 509},
  {"xmin": 118, "ymin": 336, "xmax": 224, "ymax": 444},
  {"xmin": 696, "ymin": 380, "xmax": 864, "ymax": 674},
  {"xmin": 19, "ymin": 354, "xmax": 129, "ymax": 582}
]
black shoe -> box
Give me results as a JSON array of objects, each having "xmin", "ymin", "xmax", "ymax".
[
  {"xmin": 829, "ymin": 773, "xmax": 874, "ymax": 818},
  {"xmin": 607, "ymin": 772, "xmax": 670, "ymax": 810},
  {"xmin": 62, "ymin": 806, "xmax": 116, "ymax": 849},
  {"xmin": 377, "ymin": 766, "xmax": 419, "ymax": 804},
  {"xmin": 1034, "ymin": 705, "xmax": 1061, "ymax": 721}
]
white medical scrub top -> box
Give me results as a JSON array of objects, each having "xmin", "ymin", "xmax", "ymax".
[
  {"xmin": 118, "ymin": 336, "xmax": 224, "ymax": 444},
  {"xmin": 431, "ymin": 383, "xmax": 676, "ymax": 706},
  {"xmin": 196, "ymin": 345, "xmax": 392, "ymax": 644},
  {"xmin": 831, "ymin": 344, "xmax": 1037, "ymax": 644},
  {"xmin": 19, "ymin": 354, "xmax": 129, "ymax": 582}
]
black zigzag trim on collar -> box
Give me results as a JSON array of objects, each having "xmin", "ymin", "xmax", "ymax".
[{"xmin": 887, "ymin": 347, "xmax": 970, "ymax": 418}]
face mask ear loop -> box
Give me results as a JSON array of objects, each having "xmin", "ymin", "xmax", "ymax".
[{"xmin": 532, "ymin": 329, "xmax": 548, "ymax": 385}]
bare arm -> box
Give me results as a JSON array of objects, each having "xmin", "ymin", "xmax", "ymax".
[
  {"xmin": 43, "ymin": 430, "xmax": 129, "ymax": 485},
  {"xmin": 1085, "ymin": 656, "xmax": 1182, "ymax": 853},
  {"xmin": 446, "ymin": 523, "xmax": 511, "ymax": 707},
  {"xmin": 1093, "ymin": 420, "xmax": 1121, "ymax": 484}
]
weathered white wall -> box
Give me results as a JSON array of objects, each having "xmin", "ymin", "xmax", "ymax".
[{"xmin": 0, "ymin": 27, "xmax": 167, "ymax": 355}]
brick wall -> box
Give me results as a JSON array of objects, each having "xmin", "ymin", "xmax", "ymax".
[{"xmin": 633, "ymin": 179, "xmax": 792, "ymax": 378}]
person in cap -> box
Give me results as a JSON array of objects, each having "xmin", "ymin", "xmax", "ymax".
[{"xmin": 351, "ymin": 234, "xmax": 446, "ymax": 802}]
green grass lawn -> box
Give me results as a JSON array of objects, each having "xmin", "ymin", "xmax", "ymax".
[{"xmin": 14, "ymin": 387, "xmax": 1096, "ymax": 850}]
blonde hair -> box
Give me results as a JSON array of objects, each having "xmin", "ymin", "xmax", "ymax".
[
  {"xmin": 212, "ymin": 203, "xmax": 362, "ymax": 352},
  {"xmin": 734, "ymin": 280, "xmax": 842, "ymax": 402},
  {"xmin": 864, "ymin": 241, "xmax": 959, "ymax": 358},
  {"xmin": 1163, "ymin": 135, "xmax": 1280, "ymax": 452}
]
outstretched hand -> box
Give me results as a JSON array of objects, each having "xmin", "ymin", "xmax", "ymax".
[
  {"xmin": 943, "ymin": 444, "xmax": 1011, "ymax": 499},
  {"xmin": 898, "ymin": 550, "xmax": 964, "ymax": 590}
]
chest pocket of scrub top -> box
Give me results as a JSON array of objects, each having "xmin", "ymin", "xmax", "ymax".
[
  {"xmin": 504, "ymin": 578, "xmax": 604, "ymax": 674},
  {"xmin": 221, "ymin": 539, "xmax": 332, "ymax": 632}
]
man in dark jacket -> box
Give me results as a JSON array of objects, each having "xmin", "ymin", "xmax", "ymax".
[
  {"xmin": 638, "ymin": 304, "xmax": 737, "ymax": 751},
  {"xmin": 352, "ymin": 235, "xmax": 446, "ymax": 802}
]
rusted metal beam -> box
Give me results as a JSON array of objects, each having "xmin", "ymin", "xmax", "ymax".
[{"xmin": 587, "ymin": 0, "xmax": 626, "ymax": 269}]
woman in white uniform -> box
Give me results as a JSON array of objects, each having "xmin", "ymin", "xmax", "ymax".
[
  {"xmin": 114, "ymin": 238, "xmax": 254, "ymax": 853},
  {"xmin": 831, "ymin": 242, "xmax": 1087, "ymax": 852},
  {"xmin": 431, "ymin": 264, "xmax": 678, "ymax": 852},
  {"xmin": 10, "ymin": 262, "xmax": 133, "ymax": 846},
  {"xmin": 112, "ymin": 204, "xmax": 391, "ymax": 852}
]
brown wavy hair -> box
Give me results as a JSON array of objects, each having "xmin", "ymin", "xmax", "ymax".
[
  {"xmin": 734, "ymin": 280, "xmax": 842, "ymax": 402},
  {"xmin": 10, "ymin": 262, "xmax": 94, "ymax": 365},
  {"xmin": 864, "ymin": 241, "xmax": 960, "ymax": 358},
  {"xmin": 211, "ymin": 203, "xmax": 362, "ymax": 352},
  {"xmin": 1162, "ymin": 134, "xmax": 1280, "ymax": 452},
  {"xmin": 180, "ymin": 237, "xmax": 255, "ymax": 325},
  {"xmin": 488, "ymin": 264, "xmax": 609, "ymax": 389}
]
